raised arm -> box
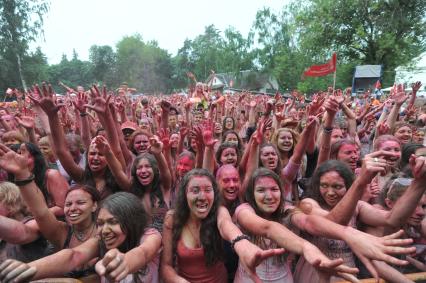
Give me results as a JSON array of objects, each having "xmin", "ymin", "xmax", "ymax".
[
  {"xmin": 72, "ymin": 92, "xmax": 91, "ymax": 151},
  {"xmin": 323, "ymin": 150, "xmax": 394, "ymax": 225},
  {"xmin": 358, "ymin": 155, "xmax": 426, "ymax": 231},
  {"xmin": 0, "ymin": 143, "xmax": 68, "ymax": 249},
  {"xmin": 149, "ymin": 135, "xmax": 172, "ymax": 193},
  {"xmin": 317, "ymin": 97, "xmax": 340, "ymax": 165},
  {"xmin": 282, "ymin": 116, "xmax": 318, "ymax": 183},
  {"xmin": 30, "ymin": 83, "xmax": 84, "ymax": 182},
  {"xmin": 386, "ymin": 84, "xmax": 408, "ymax": 131},
  {"xmin": 94, "ymin": 135, "xmax": 131, "ymax": 191}
]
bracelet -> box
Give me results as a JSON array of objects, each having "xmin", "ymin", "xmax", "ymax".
[
  {"xmin": 80, "ymin": 112, "xmax": 88, "ymax": 117},
  {"xmin": 323, "ymin": 126, "xmax": 333, "ymax": 134},
  {"xmin": 231, "ymin": 234, "xmax": 250, "ymax": 251},
  {"xmin": 14, "ymin": 174, "xmax": 35, "ymax": 186}
]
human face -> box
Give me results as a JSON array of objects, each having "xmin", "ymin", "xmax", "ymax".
[
  {"xmin": 88, "ymin": 144, "xmax": 107, "ymax": 172},
  {"xmin": 176, "ymin": 156, "xmax": 194, "ymax": 179},
  {"xmin": 214, "ymin": 122, "xmax": 222, "ymax": 135},
  {"xmin": 254, "ymin": 176, "xmax": 281, "ymax": 217},
  {"xmin": 378, "ymin": 141, "xmax": 401, "ymax": 168},
  {"xmin": 168, "ymin": 115, "xmax": 177, "ymax": 128},
  {"xmin": 407, "ymin": 194, "xmax": 426, "ymax": 227},
  {"xmin": 225, "ymin": 118, "xmax": 234, "ymax": 130},
  {"xmin": 190, "ymin": 138, "xmax": 198, "ymax": 153},
  {"xmin": 260, "ymin": 146, "xmax": 278, "ymax": 171},
  {"xmin": 289, "ymin": 108, "xmax": 298, "ymax": 120},
  {"xmin": 170, "ymin": 134, "xmax": 180, "ymax": 149},
  {"xmin": 18, "ymin": 144, "xmax": 35, "ymax": 171},
  {"xmin": 220, "ymin": 148, "xmax": 238, "ymax": 167},
  {"xmin": 135, "ymin": 158, "xmax": 154, "ymax": 186},
  {"xmin": 413, "ymin": 130, "xmax": 425, "ymax": 143},
  {"xmin": 217, "ymin": 167, "xmax": 240, "ymax": 203},
  {"xmin": 277, "ymin": 131, "xmax": 293, "ymax": 152},
  {"xmin": 319, "ymin": 171, "xmax": 347, "ymax": 208},
  {"xmin": 194, "ymin": 113, "xmax": 203, "ymax": 125},
  {"xmin": 337, "ymin": 144, "xmax": 359, "ymax": 171},
  {"xmin": 133, "ymin": 134, "xmax": 150, "ymax": 154},
  {"xmin": 64, "ymin": 189, "xmax": 96, "ymax": 225},
  {"xmin": 97, "ymin": 208, "xmax": 126, "ymax": 250},
  {"xmin": 186, "ymin": 176, "xmax": 214, "ymax": 220},
  {"xmin": 139, "ymin": 119, "xmax": 150, "ymax": 131},
  {"xmin": 39, "ymin": 143, "xmax": 54, "ymax": 161},
  {"xmin": 224, "ymin": 133, "xmax": 238, "ymax": 146},
  {"xmin": 394, "ymin": 126, "xmax": 412, "ymax": 144},
  {"xmin": 331, "ymin": 129, "xmax": 343, "ymax": 145}
]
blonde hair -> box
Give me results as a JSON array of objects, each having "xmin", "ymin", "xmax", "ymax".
[
  {"xmin": 2, "ymin": 130, "xmax": 25, "ymax": 144},
  {"xmin": 0, "ymin": 182, "xmax": 29, "ymax": 218}
]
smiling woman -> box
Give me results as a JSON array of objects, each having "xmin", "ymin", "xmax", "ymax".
[{"xmin": 0, "ymin": 192, "xmax": 162, "ymax": 283}]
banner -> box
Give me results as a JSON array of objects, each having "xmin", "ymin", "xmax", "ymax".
[{"xmin": 303, "ymin": 53, "xmax": 337, "ymax": 77}]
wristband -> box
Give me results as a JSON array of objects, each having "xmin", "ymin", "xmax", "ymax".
[
  {"xmin": 231, "ymin": 234, "xmax": 250, "ymax": 251},
  {"xmin": 80, "ymin": 112, "xmax": 88, "ymax": 117},
  {"xmin": 14, "ymin": 174, "xmax": 35, "ymax": 186},
  {"xmin": 323, "ymin": 126, "xmax": 333, "ymax": 134}
]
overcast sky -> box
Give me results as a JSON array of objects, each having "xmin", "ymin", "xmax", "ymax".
[{"xmin": 33, "ymin": 0, "xmax": 288, "ymax": 64}]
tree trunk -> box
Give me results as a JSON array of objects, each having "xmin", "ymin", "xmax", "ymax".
[{"xmin": 16, "ymin": 53, "xmax": 27, "ymax": 90}]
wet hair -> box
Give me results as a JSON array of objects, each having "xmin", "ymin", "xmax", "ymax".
[
  {"xmin": 245, "ymin": 168, "xmax": 285, "ymax": 222},
  {"xmin": 221, "ymin": 130, "xmax": 243, "ymax": 153},
  {"xmin": 305, "ymin": 160, "xmax": 354, "ymax": 208},
  {"xmin": 128, "ymin": 130, "xmax": 150, "ymax": 155},
  {"xmin": 172, "ymin": 169, "xmax": 223, "ymax": 266},
  {"xmin": 0, "ymin": 182, "xmax": 29, "ymax": 218},
  {"xmin": 222, "ymin": 116, "xmax": 235, "ymax": 130},
  {"xmin": 130, "ymin": 153, "xmax": 165, "ymax": 207},
  {"xmin": 16, "ymin": 143, "xmax": 49, "ymax": 201},
  {"xmin": 215, "ymin": 142, "xmax": 240, "ymax": 167},
  {"xmin": 98, "ymin": 192, "xmax": 148, "ymax": 256},
  {"xmin": 373, "ymin": 135, "xmax": 401, "ymax": 151},
  {"xmin": 65, "ymin": 184, "xmax": 101, "ymax": 203},
  {"xmin": 259, "ymin": 143, "xmax": 282, "ymax": 175},
  {"xmin": 401, "ymin": 143, "xmax": 425, "ymax": 174},
  {"xmin": 83, "ymin": 144, "xmax": 120, "ymax": 197},
  {"xmin": 330, "ymin": 139, "xmax": 359, "ymax": 160}
]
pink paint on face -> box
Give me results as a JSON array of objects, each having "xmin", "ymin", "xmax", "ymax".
[{"xmin": 337, "ymin": 144, "xmax": 359, "ymax": 171}]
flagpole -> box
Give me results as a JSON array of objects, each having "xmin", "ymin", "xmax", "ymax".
[{"xmin": 332, "ymin": 70, "xmax": 337, "ymax": 93}]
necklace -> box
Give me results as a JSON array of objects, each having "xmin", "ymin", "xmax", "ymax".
[{"xmin": 73, "ymin": 224, "xmax": 95, "ymax": 242}]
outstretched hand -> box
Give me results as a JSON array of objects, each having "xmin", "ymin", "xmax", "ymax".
[
  {"xmin": 0, "ymin": 144, "xmax": 30, "ymax": 177},
  {"xmin": 28, "ymin": 83, "xmax": 64, "ymax": 116},
  {"xmin": 95, "ymin": 249, "xmax": 129, "ymax": 282},
  {"xmin": 0, "ymin": 259, "xmax": 37, "ymax": 283},
  {"xmin": 85, "ymin": 85, "xmax": 112, "ymax": 115}
]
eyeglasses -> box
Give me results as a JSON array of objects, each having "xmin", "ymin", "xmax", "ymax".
[{"xmin": 387, "ymin": 177, "xmax": 412, "ymax": 198}]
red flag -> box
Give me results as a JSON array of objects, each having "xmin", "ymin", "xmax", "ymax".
[
  {"xmin": 374, "ymin": 80, "xmax": 381, "ymax": 90},
  {"xmin": 303, "ymin": 53, "xmax": 337, "ymax": 77}
]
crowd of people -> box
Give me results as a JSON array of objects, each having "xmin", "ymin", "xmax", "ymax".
[{"xmin": 0, "ymin": 79, "xmax": 424, "ymax": 283}]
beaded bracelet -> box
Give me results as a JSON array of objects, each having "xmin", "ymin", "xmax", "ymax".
[{"xmin": 231, "ymin": 234, "xmax": 250, "ymax": 251}]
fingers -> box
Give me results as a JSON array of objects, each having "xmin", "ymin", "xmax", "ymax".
[
  {"xmin": 337, "ymin": 272, "xmax": 361, "ymax": 283},
  {"xmin": 359, "ymin": 256, "xmax": 379, "ymax": 281}
]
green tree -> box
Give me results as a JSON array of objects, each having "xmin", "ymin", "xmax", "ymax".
[
  {"xmin": 0, "ymin": 0, "xmax": 49, "ymax": 91},
  {"xmin": 294, "ymin": 0, "xmax": 426, "ymax": 86},
  {"xmin": 89, "ymin": 45, "xmax": 117, "ymax": 86},
  {"xmin": 116, "ymin": 34, "xmax": 173, "ymax": 93}
]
